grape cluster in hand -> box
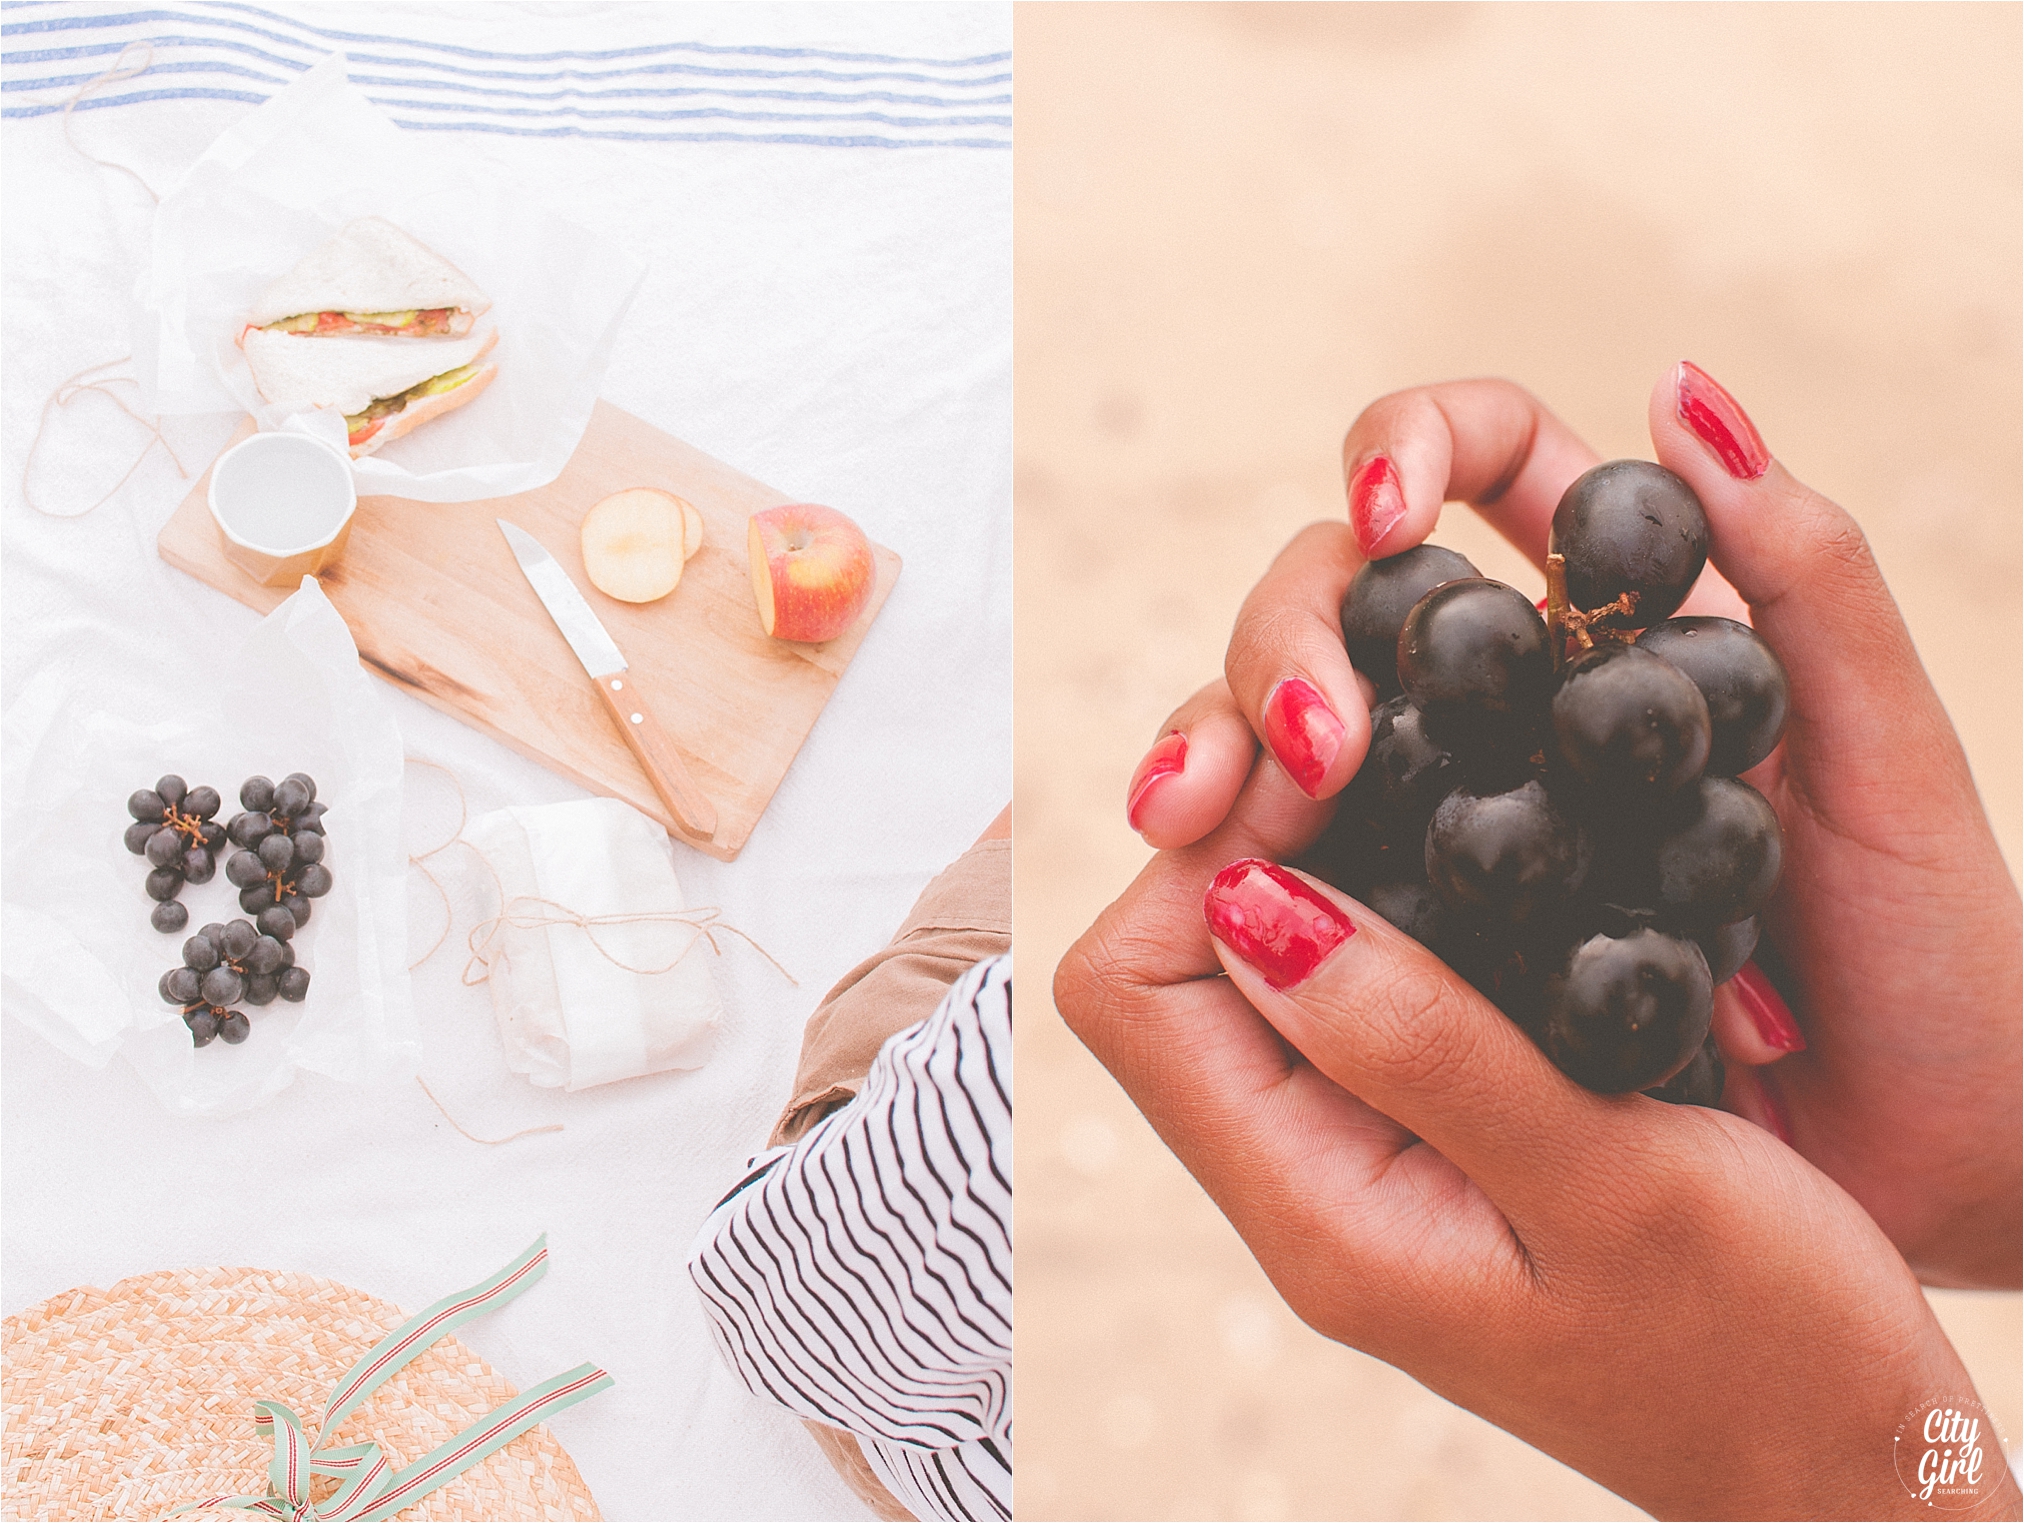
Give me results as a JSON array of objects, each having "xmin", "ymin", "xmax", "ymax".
[
  {"xmin": 157, "ymin": 915, "xmax": 311, "ymax": 1046},
  {"xmin": 1310, "ymin": 461, "xmax": 1788, "ymax": 1099},
  {"xmin": 124, "ymin": 776, "xmax": 225, "ymax": 933},
  {"xmin": 222, "ymin": 773, "xmax": 332, "ymax": 930}
]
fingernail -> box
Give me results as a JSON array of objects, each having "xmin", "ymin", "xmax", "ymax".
[
  {"xmin": 1677, "ymin": 361, "xmax": 1771, "ymax": 480},
  {"xmin": 1349, "ymin": 454, "xmax": 1407, "ymax": 555},
  {"xmin": 1262, "ymin": 677, "xmax": 1345, "ymax": 797},
  {"xmin": 1203, "ymin": 858, "xmax": 1355, "ymax": 990},
  {"xmin": 1126, "ymin": 730, "xmax": 1188, "ymax": 833},
  {"xmin": 1733, "ymin": 960, "xmax": 1805, "ymax": 1052}
]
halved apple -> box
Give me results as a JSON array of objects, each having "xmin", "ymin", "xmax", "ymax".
[
  {"xmin": 748, "ymin": 502, "xmax": 875, "ymax": 642},
  {"xmin": 581, "ymin": 488, "xmax": 696, "ymax": 603}
]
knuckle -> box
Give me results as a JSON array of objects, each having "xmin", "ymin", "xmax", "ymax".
[{"xmin": 1352, "ymin": 954, "xmax": 1486, "ymax": 1098}]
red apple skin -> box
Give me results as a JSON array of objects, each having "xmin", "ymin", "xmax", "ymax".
[{"xmin": 748, "ymin": 503, "xmax": 875, "ymax": 643}]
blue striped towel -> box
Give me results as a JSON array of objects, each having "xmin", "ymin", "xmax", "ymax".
[{"xmin": 0, "ymin": 0, "xmax": 1011, "ymax": 149}]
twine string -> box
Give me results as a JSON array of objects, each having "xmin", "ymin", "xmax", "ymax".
[
  {"xmin": 21, "ymin": 359, "xmax": 192, "ymax": 519},
  {"xmin": 26, "ymin": 44, "xmax": 184, "ymax": 521}
]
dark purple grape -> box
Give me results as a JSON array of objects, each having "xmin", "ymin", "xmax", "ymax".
[
  {"xmin": 145, "ymin": 827, "xmax": 184, "ymax": 868},
  {"xmin": 225, "ymin": 850, "xmax": 268, "ymax": 889},
  {"xmin": 150, "ymin": 901, "xmax": 190, "ymax": 934},
  {"xmin": 257, "ymin": 834, "xmax": 294, "ymax": 873},
  {"xmin": 240, "ymin": 884, "xmax": 277, "ymax": 914},
  {"xmin": 246, "ymin": 936, "xmax": 287, "ymax": 975},
  {"xmin": 182, "ymin": 848, "xmax": 216, "ymax": 885},
  {"xmin": 145, "ymin": 867, "xmax": 184, "ymax": 902},
  {"xmin": 128, "ymin": 789, "xmax": 166, "ymax": 823},
  {"xmin": 1693, "ymin": 915, "xmax": 1759, "ymax": 986},
  {"xmin": 1362, "ymin": 697, "xmax": 1464, "ymax": 826},
  {"xmin": 125, "ymin": 821, "xmax": 157, "ymax": 855},
  {"xmin": 290, "ymin": 831, "xmax": 325, "ymax": 866},
  {"xmin": 294, "ymin": 863, "xmax": 334, "ymax": 899},
  {"xmin": 1549, "ymin": 461, "xmax": 1709, "ymax": 629},
  {"xmin": 279, "ymin": 894, "xmax": 310, "ymax": 927},
  {"xmin": 201, "ymin": 967, "xmax": 244, "ymax": 1006},
  {"xmin": 1541, "ymin": 928, "xmax": 1713, "ymax": 1093},
  {"xmin": 1643, "ymin": 776, "xmax": 1782, "ymax": 928},
  {"xmin": 276, "ymin": 940, "xmax": 296, "ymax": 970},
  {"xmin": 162, "ymin": 967, "xmax": 201, "ymax": 1004},
  {"xmin": 299, "ymin": 802, "xmax": 328, "ymax": 834},
  {"xmin": 1644, "ymin": 1033, "xmax": 1725, "ymax": 1108},
  {"xmin": 272, "ymin": 777, "xmax": 311, "ymax": 818},
  {"xmin": 1635, "ymin": 617, "xmax": 1790, "ymax": 777},
  {"xmin": 284, "ymin": 772, "xmax": 318, "ymax": 804},
  {"xmin": 257, "ymin": 907, "xmax": 296, "ymax": 942},
  {"xmin": 1551, "ymin": 643, "xmax": 1710, "ymax": 798},
  {"xmin": 1366, "ymin": 877, "xmax": 1448, "ymax": 947},
  {"xmin": 218, "ymin": 1010, "xmax": 251, "ymax": 1044},
  {"xmin": 220, "ymin": 920, "xmax": 258, "ymax": 960},
  {"xmin": 240, "ymin": 776, "xmax": 275, "ymax": 812},
  {"xmin": 182, "ymin": 935, "xmax": 220, "ymax": 972},
  {"xmin": 189, "ymin": 1009, "xmax": 220, "ymax": 1046},
  {"xmin": 200, "ymin": 922, "xmax": 226, "ymax": 943},
  {"xmin": 1397, "ymin": 579, "xmax": 1552, "ymax": 754},
  {"xmin": 227, "ymin": 811, "xmax": 273, "ymax": 848},
  {"xmin": 279, "ymin": 967, "xmax": 311, "ymax": 1002},
  {"xmin": 155, "ymin": 774, "xmax": 187, "ymax": 807},
  {"xmin": 1426, "ymin": 779, "xmax": 1590, "ymax": 925},
  {"xmin": 245, "ymin": 972, "xmax": 280, "ymax": 1006},
  {"xmin": 199, "ymin": 821, "xmax": 227, "ymax": 851},
  {"xmin": 1340, "ymin": 545, "xmax": 1481, "ymax": 696},
  {"xmin": 184, "ymin": 786, "xmax": 221, "ymax": 820}
]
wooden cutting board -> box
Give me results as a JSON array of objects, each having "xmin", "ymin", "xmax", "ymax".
[{"xmin": 158, "ymin": 401, "xmax": 900, "ymax": 861}]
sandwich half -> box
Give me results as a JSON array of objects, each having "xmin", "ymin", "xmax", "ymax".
[
  {"xmin": 245, "ymin": 218, "xmax": 490, "ymax": 339},
  {"xmin": 243, "ymin": 326, "xmax": 500, "ymax": 458}
]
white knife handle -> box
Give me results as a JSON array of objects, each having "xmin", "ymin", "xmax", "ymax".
[{"xmin": 593, "ymin": 674, "xmax": 718, "ymax": 840}]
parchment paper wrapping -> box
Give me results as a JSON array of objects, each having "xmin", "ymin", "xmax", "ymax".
[
  {"xmin": 129, "ymin": 53, "xmax": 645, "ymax": 502},
  {"xmin": 1, "ymin": 579, "xmax": 415, "ymax": 1115},
  {"xmin": 464, "ymin": 798, "xmax": 720, "ymax": 1092}
]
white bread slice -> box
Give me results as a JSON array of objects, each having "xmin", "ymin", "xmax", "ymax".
[
  {"xmin": 245, "ymin": 218, "xmax": 491, "ymax": 329},
  {"xmin": 349, "ymin": 364, "xmax": 498, "ymax": 458},
  {"xmin": 243, "ymin": 326, "xmax": 499, "ymax": 416}
]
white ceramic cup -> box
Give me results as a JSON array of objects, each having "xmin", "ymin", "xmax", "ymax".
[{"xmin": 207, "ymin": 431, "xmax": 358, "ymax": 586}]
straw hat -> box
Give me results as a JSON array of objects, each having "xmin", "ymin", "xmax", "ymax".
[{"xmin": 3, "ymin": 1259, "xmax": 603, "ymax": 1521}]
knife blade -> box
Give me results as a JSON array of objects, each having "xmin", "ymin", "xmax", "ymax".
[{"xmin": 497, "ymin": 517, "xmax": 718, "ymax": 840}]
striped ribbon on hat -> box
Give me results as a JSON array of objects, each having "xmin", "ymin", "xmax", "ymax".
[{"xmin": 172, "ymin": 1235, "xmax": 612, "ymax": 1522}]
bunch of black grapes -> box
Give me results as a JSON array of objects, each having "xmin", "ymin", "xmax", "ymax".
[
  {"xmin": 124, "ymin": 776, "xmax": 226, "ymax": 933},
  {"xmin": 221, "ymin": 773, "xmax": 333, "ymax": 927},
  {"xmin": 1310, "ymin": 460, "xmax": 1788, "ymax": 1103},
  {"xmin": 127, "ymin": 770, "xmax": 332, "ymax": 1048},
  {"xmin": 157, "ymin": 915, "xmax": 311, "ymax": 1046}
]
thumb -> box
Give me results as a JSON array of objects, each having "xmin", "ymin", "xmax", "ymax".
[
  {"xmin": 1200, "ymin": 858, "xmax": 1626, "ymax": 1218},
  {"xmin": 1647, "ymin": 363, "xmax": 1967, "ymax": 804}
]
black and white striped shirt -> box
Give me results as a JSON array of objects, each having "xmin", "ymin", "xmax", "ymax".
[{"xmin": 690, "ymin": 956, "xmax": 1012, "ymax": 1522}]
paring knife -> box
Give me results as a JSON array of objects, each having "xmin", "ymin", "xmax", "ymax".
[{"xmin": 496, "ymin": 518, "xmax": 719, "ymax": 840}]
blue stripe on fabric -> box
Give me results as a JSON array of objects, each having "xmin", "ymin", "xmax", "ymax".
[
  {"xmin": 1, "ymin": 6, "xmax": 1010, "ymax": 73},
  {"xmin": 357, "ymin": 96, "xmax": 1011, "ymax": 129},
  {"xmin": 1, "ymin": 57, "xmax": 288, "ymax": 88},
  {"xmin": 387, "ymin": 120, "xmax": 1011, "ymax": 150}
]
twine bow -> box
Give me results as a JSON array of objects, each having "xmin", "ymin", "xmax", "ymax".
[
  {"xmin": 463, "ymin": 895, "xmax": 798, "ymax": 988},
  {"xmin": 176, "ymin": 1236, "xmax": 611, "ymax": 1522}
]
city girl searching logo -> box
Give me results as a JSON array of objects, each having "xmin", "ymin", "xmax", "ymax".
[{"xmin": 1893, "ymin": 1398, "xmax": 2008, "ymax": 1510}]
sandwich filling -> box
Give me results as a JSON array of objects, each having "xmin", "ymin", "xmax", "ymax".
[
  {"xmin": 345, "ymin": 364, "xmax": 482, "ymax": 448},
  {"xmin": 266, "ymin": 308, "xmax": 467, "ymax": 338}
]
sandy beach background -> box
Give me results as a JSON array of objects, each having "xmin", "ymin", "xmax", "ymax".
[{"xmin": 1013, "ymin": 4, "xmax": 2022, "ymax": 1518}]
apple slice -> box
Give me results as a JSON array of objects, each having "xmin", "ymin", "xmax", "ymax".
[
  {"xmin": 748, "ymin": 503, "xmax": 875, "ymax": 643},
  {"xmin": 681, "ymin": 497, "xmax": 704, "ymax": 561},
  {"xmin": 581, "ymin": 488, "xmax": 693, "ymax": 603}
]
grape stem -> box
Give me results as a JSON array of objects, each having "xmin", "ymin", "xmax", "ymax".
[{"xmin": 1544, "ymin": 554, "xmax": 1638, "ymax": 659}]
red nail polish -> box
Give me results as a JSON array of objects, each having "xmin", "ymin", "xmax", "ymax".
[
  {"xmin": 1126, "ymin": 730, "xmax": 1188, "ymax": 833},
  {"xmin": 1349, "ymin": 454, "xmax": 1406, "ymax": 555},
  {"xmin": 1677, "ymin": 361, "xmax": 1771, "ymax": 480},
  {"xmin": 1203, "ymin": 858, "xmax": 1355, "ymax": 990},
  {"xmin": 1262, "ymin": 678, "xmax": 1344, "ymax": 797},
  {"xmin": 1733, "ymin": 960, "xmax": 1805, "ymax": 1052}
]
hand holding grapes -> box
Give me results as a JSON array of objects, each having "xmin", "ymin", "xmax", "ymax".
[{"xmin": 1113, "ymin": 367, "xmax": 2019, "ymax": 1290}]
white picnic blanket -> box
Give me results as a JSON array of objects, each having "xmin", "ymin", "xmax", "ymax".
[{"xmin": 0, "ymin": 5, "xmax": 1009, "ymax": 1519}]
